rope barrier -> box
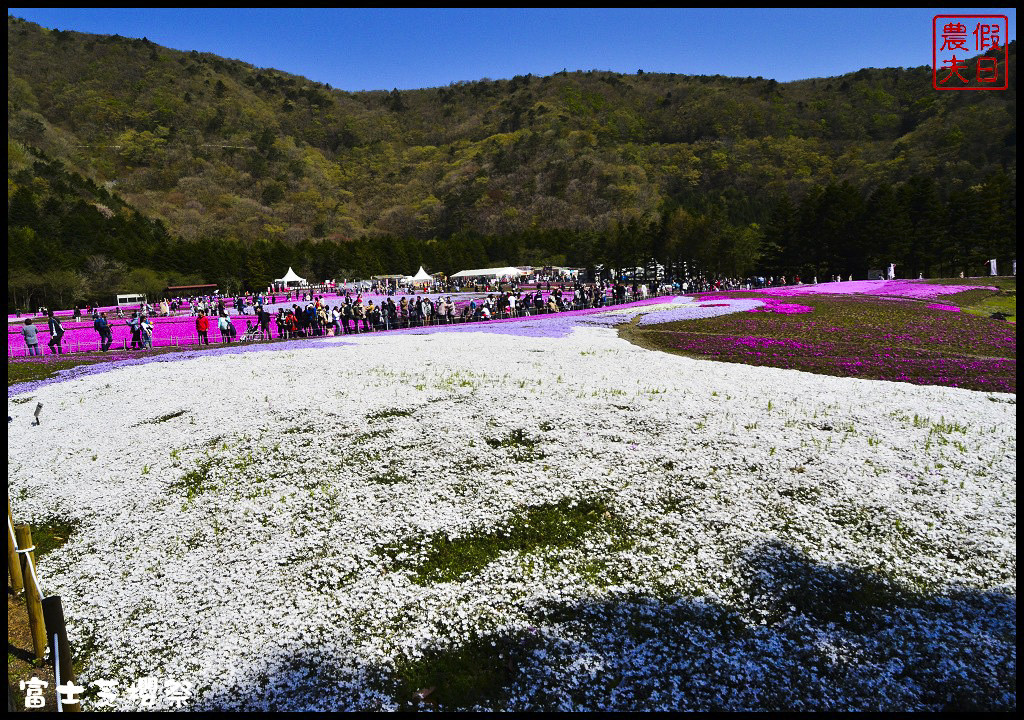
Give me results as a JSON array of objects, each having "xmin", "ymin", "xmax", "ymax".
[
  {"xmin": 17, "ymin": 547, "xmax": 45, "ymax": 602},
  {"xmin": 9, "ymin": 516, "xmax": 45, "ymax": 601}
]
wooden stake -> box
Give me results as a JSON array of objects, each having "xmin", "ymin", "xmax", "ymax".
[
  {"xmin": 7, "ymin": 501, "xmax": 24, "ymax": 593},
  {"xmin": 42, "ymin": 596, "xmax": 81, "ymax": 712},
  {"xmin": 15, "ymin": 525, "xmax": 48, "ymax": 664}
]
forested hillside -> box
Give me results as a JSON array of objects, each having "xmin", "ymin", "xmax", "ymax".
[{"xmin": 7, "ymin": 16, "xmax": 1016, "ymax": 308}]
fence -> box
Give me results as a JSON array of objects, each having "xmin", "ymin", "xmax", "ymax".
[
  {"xmin": 8, "ymin": 290, "xmax": 672, "ymax": 359},
  {"xmin": 8, "ymin": 500, "xmax": 80, "ymax": 712}
]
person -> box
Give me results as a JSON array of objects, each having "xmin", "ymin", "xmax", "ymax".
[
  {"xmin": 341, "ymin": 300, "xmax": 353, "ymax": 334},
  {"xmin": 318, "ymin": 303, "xmax": 330, "ymax": 335},
  {"xmin": 399, "ymin": 296, "xmax": 409, "ymax": 326},
  {"xmin": 259, "ymin": 307, "xmax": 272, "ymax": 340},
  {"xmin": 365, "ymin": 300, "xmax": 377, "ymax": 332},
  {"xmin": 330, "ymin": 305, "xmax": 341, "ymax": 336},
  {"xmin": 47, "ymin": 310, "xmax": 65, "ymax": 355},
  {"xmin": 93, "ymin": 312, "xmax": 105, "ymax": 351},
  {"xmin": 22, "ymin": 318, "xmax": 41, "ymax": 356},
  {"xmin": 353, "ymin": 300, "xmax": 366, "ymax": 333},
  {"xmin": 218, "ymin": 313, "xmax": 233, "ymax": 343},
  {"xmin": 126, "ymin": 312, "xmax": 142, "ymax": 350},
  {"xmin": 140, "ymin": 316, "xmax": 154, "ymax": 349},
  {"xmin": 196, "ymin": 312, "xmax": 210, "ymax": 345},
  {"xmin": 97, "ymin": 312, "xmax": 113, "ymax": 352},
  {"xmin": 386, "ymin": 297, "xmax": 398, "ymax": 329}
]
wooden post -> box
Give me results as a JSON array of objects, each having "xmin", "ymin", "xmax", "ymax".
[
  {"xmin": 7, "ymin": 501, "xmax": 24, "ymax": 593},
  {"xmin": 15, "ymin": 525, "xmax": 48, "ymax": 664},
  {"xmin": 42, "ymin": 596, "xmax": 81, "ymax": 712}
]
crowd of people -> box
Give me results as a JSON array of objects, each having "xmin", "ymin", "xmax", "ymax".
[
  {"xmin": 267, "ymin": 284, "xmax": 624, "ymax": 339},
  {"xmin": 17, "ymin": 275, "xmax": 799, "ymax": 356}
]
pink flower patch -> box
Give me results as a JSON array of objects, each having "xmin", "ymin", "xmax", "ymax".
[
  {"xmin": 700, "ymin": 303, "xmax": 731, "ymax": 307},
  {"xmin": 925, "ymin": 303, "xmax": 962, "ymax": 313},
  {"xmin": 747, "ymin": 297, "xmax": 814, "ymax": 315}
]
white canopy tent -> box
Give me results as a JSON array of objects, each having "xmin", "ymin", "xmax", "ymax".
[
  {"xmin": 450, "ymin": 266, "xmax": 525, "ymax": 280},
  {"xmin": 411, "ymin": 266, "xmax": 433, "ymax": 284},
  {"xmin": 274, "ymin": 267, "xmax": 307, "ymax": 288}
]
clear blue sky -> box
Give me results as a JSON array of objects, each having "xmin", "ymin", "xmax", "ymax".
[{"xmin": 8, "ymin": 8, "xmax": 1017, "ymax": 91}]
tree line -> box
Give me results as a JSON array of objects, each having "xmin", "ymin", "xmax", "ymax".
[{"xmin": 7, "ymin": 153, "xmax": 1015, "ymax": 311}]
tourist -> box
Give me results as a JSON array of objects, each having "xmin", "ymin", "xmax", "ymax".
[
  {"xmin": 140, "ymin": 316, "xmax": 154, "ymax": 349},
  {"xmin": 399, "ymin": 296, "xmax": 409, "ymax": 326},
  {"xmin": 353, "ymin": 300, "xmax": 365, "ymax": 333},
  {"xmin": 97, "ymin": 312, "xmax": 113, "ymax": 352},
  {"xmin": 22, "ymin": 318, "xmax": 41, "ymax": 356},
  {"xmin": 196, "ymin": 312, "xmax": 210, "ymax": 345},
  {"xmin": 259, "ymin": 307, "xmax": 272, "ymax": 340},
  {"xmin": 218, "ymin": 313, "xmax": 233, "ymax": 343},
  {"xmin": 47, "ymin": 310, "xmax": 65, "ymax": 355},
  {"xmin": 127, "ymin": 312, "xmax": 142, "ymax": 350},
  {"xmin": 330, "ymin": 305, "xmax": 341, "ymax": 336},
  {"xmin": 342, "ymin": 300, "xmax": 353, "ymax": 334},
  {"xmin": 318, "ymin": 303, "xmax": 330, "ymax": 335}
]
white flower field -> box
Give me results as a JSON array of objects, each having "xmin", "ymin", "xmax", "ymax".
[{"xmin": 7, "ymin": 324, "xmax": 1016, "ymax": 710}]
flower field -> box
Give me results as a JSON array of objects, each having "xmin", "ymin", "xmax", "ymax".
[
  {"xmin": 6, "ymin": 280, "xmax": 1016, "ymax": 711},
  {"xmin": 627, "ymin": 288, "xmax": 1016, "ymax": 394}
]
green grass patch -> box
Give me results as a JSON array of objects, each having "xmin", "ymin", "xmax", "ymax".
[
  {"xmin": 7, "ymin": 355, "xmax": 108, "ymax": 386},
  {"xmin": 169, "ymin": 455, "xmax": 216, "ymax": 503},
  {"xmin": 25, "ymin": 519, "xmax": 80, "ymax": 558},
  {"xmin": 139, "ymin": 409, "xmax": 188, "ymax": 425},
  {"xmin": 926, "ymin": 278, "xmax": 1016, "ymax": 322},
  {"xmin": 393, "ymin": 630, "xmax": 541, "ymax": 710},
  {"xmin": 366, "ymin": 408, "xmax": 415, "ymax": 421},
  {"xmin": 367, "ymin": 469, "xmax": 409, "ymax": 485},
  {"xmin": 382, "ymin": 498, "xmax": 624, "ymax": 584},
  {"xmin": 485, "ymin": 429, "xmax": 545, "ymax": 461}
]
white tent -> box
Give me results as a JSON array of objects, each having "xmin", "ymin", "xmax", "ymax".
[
  {"xmin": 450, "ymin": 266, "xmax": 525, "ymax": 280},
  {"xmin": 411, "ymin": 266, "xmax": 433, "ymax": 283},
  {"xmin": 274, "ymin": 267, "xmax": 307, "ymax": 287}
]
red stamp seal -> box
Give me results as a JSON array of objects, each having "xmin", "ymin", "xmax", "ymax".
[{"xmin": 933, "ymin": 15, "xmax": 1009, "ymax": 90}]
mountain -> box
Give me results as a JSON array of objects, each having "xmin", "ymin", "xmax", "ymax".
[{"xmin": 6, "ymin": 15, "xmax": 1017, "ymax": 307}]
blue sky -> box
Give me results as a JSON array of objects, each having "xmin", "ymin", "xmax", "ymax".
[{"xmin": 8, "ymin": 8, "xmax": 1017, "ymax": 91}]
